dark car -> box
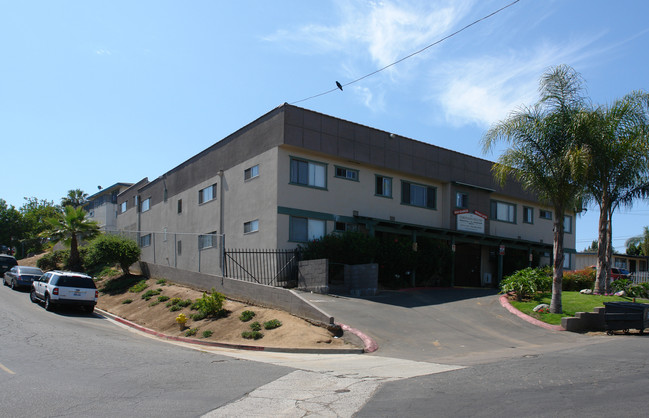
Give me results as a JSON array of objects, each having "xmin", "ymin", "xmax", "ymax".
[
  {"xmin": 611, "ymin": 267, "xmax": 632, "ymax": 280},
  {"xmin": 0, "ymin": 254, "xmax": 18, "ymax": 277},
  {"xmin": 3, "ymin": 266, "xmax": 44, "ymax": 290}
]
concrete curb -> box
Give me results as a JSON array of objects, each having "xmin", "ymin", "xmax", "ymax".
[
  {"xmin": 96, "ymin": 308, "xmax": 366, "ymax": 354},
  {"xmin": 339, "ymin": 323, "xmax": 379, "ymax": 353},
  {"xmin": 499, "ymin": 294, "xmax": 565, "ymax": 332}
]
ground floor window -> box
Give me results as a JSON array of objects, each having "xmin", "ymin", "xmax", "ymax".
[
  {"xmin": 290, "ymin": 216, "xmax": 325, "ymax": 242},
  {"xmin": 140, "ymin": 234, "xmax": 151, "ymax": 247}
]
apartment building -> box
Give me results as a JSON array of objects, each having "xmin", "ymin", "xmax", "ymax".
[
  {"xmin": 83, "ymin": 182, "xmax": 133, "ymax": 231},
  {"xmin": 116, "ymin": 104, "xmax": 576, "ymax": 286}
]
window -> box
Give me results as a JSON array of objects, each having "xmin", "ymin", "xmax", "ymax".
[
  {"xmin": 177, "ymin": 199, "xmax": 182, "ymax": 214},
  {"xmin": 199, "ymin": 184, "xmax": 217, "ymax": 204},
  {"xmin": 163, "ymin": 228, "xmax": 168, "ymax": 242},
  {"xmin": 244, "ymin": 165, "xmax": 259, "ymax": 180},
  {"xmin": 141, "ymin": 198, "xmax": 150, "ymax": 212},
  {"xmin": 491, "ymin": 200, "xmax": 516, "ymax": 223},
  {"xmin": 244, "ymin": 220, "xmax": 259, "ymax": 234},
  {"xmin": 539, "ymin": 210, "xmax": 552, "ymax": 220},
  {"xmin": 335, "ymin": 166, "xmax": 359, "ymax": 181},
  {"xmin": 456, "ymin": 192, "xmax": 468, "ymax": 209},
  {"xmin": 523, "ymin": 207, "xmax": 534, "ymax": 224},
  {"xmin": 402, "ymin": 181, "xmax": 436, "ymax": 209},
  {"xmin": 564, "ymin": 215, "xmax": 572, "ymax": 233},
  {"xmin": 177, "ymin": 240, "xmax": 182, "ymax": 255},
  {"xmin": 120, "ymin": 201, "xmax": 127, "ymax": 213},
  {"xmin": 290, "ymin": 216, "xmax": 325, "ymax": 242},
  {"xmin": 375, "ymin": 175, "xmax": 392, "ymax": 198},
  {"xmin": 563, "ymin": 253, "xmax": 572, "ymax": 269},
  {"xmin": 290, "ymin": 157, "xmax": 326, "ymax": 188},
  {"xmin": 140, "ymin": 234, "xmax": 151, "ymax": 247},
  {"xmin": 199, "ymin": 231, "xmax": 217, "ymax": 250}
]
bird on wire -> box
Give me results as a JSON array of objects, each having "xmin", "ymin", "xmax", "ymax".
[{"xmin": 336, "ymin": 81, "xmax": 343, "ymax": 91}]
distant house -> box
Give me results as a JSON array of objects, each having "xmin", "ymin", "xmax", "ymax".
[
  {"xmin": 575, "ymin": 252, "xmax": 648, "ymax": 273},
  {"xmin": 113, "ymin": 104, "xmax": 577, "ymax": 287},
  {"xmin": 82, "ymin": 183, "xmax": 133, "ymax": 231}
]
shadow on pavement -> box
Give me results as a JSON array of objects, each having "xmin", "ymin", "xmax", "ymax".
[{"xmin": 332, "ymin": 287, "xmax": 500, "ymax": 308}]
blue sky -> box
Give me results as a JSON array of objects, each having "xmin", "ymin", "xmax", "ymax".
[{"xmin": 1, "ymin": 0, "xmax": 648, "ymax": 252}]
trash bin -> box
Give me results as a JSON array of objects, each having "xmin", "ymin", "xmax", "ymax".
[{"xmin": 603, "ymin": 301, "xmax": 649, "ymax": 335}]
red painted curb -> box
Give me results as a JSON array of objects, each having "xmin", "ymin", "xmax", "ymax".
[
  {"xmin": 340, "ymin": 323, "xmax": 379, "ymax": 353},
  {"xmin": 499, "ymin": 294, "xmax": 564, "ymax": 331}
]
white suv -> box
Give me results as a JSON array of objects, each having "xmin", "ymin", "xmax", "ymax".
[{"xmin": 30, "ymin": 271, "xmax": 98, "ymax": 313}]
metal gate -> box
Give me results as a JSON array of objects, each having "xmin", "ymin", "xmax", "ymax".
[{"xmin": 223, "ymin": 249, "xmax": 300, "ymax": 287}]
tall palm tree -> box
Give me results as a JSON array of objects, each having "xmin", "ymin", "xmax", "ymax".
[
  {"xmin": 42, "ymin": 206, "xmax": 100, "ymax": 271},
  {"xmin": 61, "ymin": 189, "xmax": 88, "ymax": 208},
  {"xmin": 582, "ymin": 91, "xmax": 649, "ymax": 294},
  {"xmin": 482, "ymin": 65, "xmax": 591, "ymax": 314}
]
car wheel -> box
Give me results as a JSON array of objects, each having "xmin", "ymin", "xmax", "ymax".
[
  {"xmin": 44, "ymin": 295, "xmax": 54, "ymax": 311},
  {"xmin": 85, "ymin": 305, "xmax": 95, "ymax": 314},
  {"xmin": 10, "ymin": 280, "xmax": 16, "ymax": 290},
  {"xmin": 2, "ymin": 277, "xmax": 7, "ymax": 286},
  {"xmin": 30, "ymin": 289, "xmax": 38, "ymax": 303}
]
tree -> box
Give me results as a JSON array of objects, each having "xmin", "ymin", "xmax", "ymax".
[
  {"xmin": 582, "ymin": 91, "xmax": 649, "ymax": 294},
  {"xmin": 482, "ymin": 65, "xmax": 591, "ymax": 314},
  {"xmin": 86, "ymin": 234, "xmax": 141, "ymax": 275},
  {"xmin": 583, "ymin": 240, "xmax": 598, "ymax": 252},
  {"xmin": 0, "ymin": 199, "xmax": 23, "ymax": 252},
  {"xmin": 41, "ymin": 206, "xmax": 100, "ymax": 271},
  {"xmin": 19, "ymin": 197, "xmax": 61, "ymax": 256},
  {"xmin": 626, "ymin": 226, "xmax": 649, "ymax": 257},
  {"xmin": 61, "ymin": 189, "xmax": 88, "ymax": 208}
]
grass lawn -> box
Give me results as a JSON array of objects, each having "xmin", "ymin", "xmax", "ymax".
[{"xmin": 510, "ymin": 292, "xmax": 649, "ymax": 325}]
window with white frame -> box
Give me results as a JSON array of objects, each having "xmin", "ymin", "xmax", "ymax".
[
  {"xmin": 290, "ymin": 157, "xmax": 326, "ymax": 188},
  {"xmin": 244, "ymin": 219, "xmax": 259, "ymax": 234},
  {"xmin": 564, "ymin": 215, "xmax": 572, "ymax": 233},
  {"xmin": 335, "ymin": 166, "xmax": 359, "ymax": 181},
  {"xmin": 140, "ymin": 234, "xmax": 151, "ymax": 247},
  {"xmin": 523, "ymin": 207, "xmax": 534, "ymax": 224},
  {"xmin": 402, "ymin": 181, "xmax": 436, "ymax": 209},
  {"xmin": 456, "ymin": 192, "xmax": 468, "ymax": 209},
  {"xmin": 120, "ymin": 201, "xmax": 127, "ymax": 213},
  {"xmin": 244, "ymin": 165, "xmax": 259, "ymax": 181},
  {"xmin": 491, "ymin": 200, "xmax": 516, "ymax": 223},
  {"xmin": 539, "ymin": 209, "xmax": 552, "ymax": 220},
  {"xmin": 141, "ymin": 198, "xmax": 150, "ymax": 212},
  {"xmin": 290, "ymin": 216, "xmax": 325, "ymax": 242},
  {"xmin": 199, "ymin": 231, "xmax": 217, "ymax": 249},
  {"xmin": 198, "ymin": 184, "xmax": 217, "ymax": 204},
  {"xmin": 375, "ymin": 175, "xmax": 392, "ymax": 198}
]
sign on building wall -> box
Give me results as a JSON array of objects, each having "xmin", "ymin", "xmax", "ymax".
[{"xmin": 456, "ymin": 211, "xmax": 486, "ymax": 234}]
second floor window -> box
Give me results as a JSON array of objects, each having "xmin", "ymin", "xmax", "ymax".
[
  {"xmin": 141, "ymin": 198, "xmax": 150, "ymax": 212},
  {"xmin": 375, "ymin": 175, "xmax": 392, "ymax": 198},
  {"xmin": 335, "ymin": 166, "xmax": 359, "ymax": 181},
  {"xmin": 456, "ymin": 192, "xmax": 468, "ymax": 209},
  {"xmin": 199, "ymin": 184, "xmax": 217, "ymax": 204},
  {"xmin": 402, "ymin": 181, "xmax": 436, "ymax": 209},
  {"xmin": 245, "ymin": 165, "xmax": 259, "ymax": 180},
  {"xmin": 244, "ymin": 220, "xmax": 259, "ymax": 234},
  {"xmin": 540, "ymin": 210, "xmax": 552, "ymax": 220},
  {"xmin": 290, "ymin": 158, "xmax": 326, "ymax": 188},
  {"xmin": 120, "ymin": 201, "xmax": 127, "ymax": 213},
  {"xmin": 523, "ymin": 207, "xmax": 534, "ymax": 224},
  {"xmin": 491, "ymin": 200, "xmax": 516, "ymax": 223},
  {"xmin": 564, "ymin": 215, "xmax": 573, "ymax": 233}
]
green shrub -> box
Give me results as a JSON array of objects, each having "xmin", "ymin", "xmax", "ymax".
[
  {"xmin": 149, "ymin": 300, "xmax": 160, "ymax": 307},
  {"xmin": 242, "ymin": 331, "xmax": 263, "ymax": 340},
  {"xmin": 500, "ymin": 267, "xmax": 552, "ymax": 301},
  {"xmin": 184, "ymin": 328, "xmax": 198, "ymax": 337},
  {"xmin": 190, "ymin": 312, "xmax": 207, "ymax": 321},
  {"xmin": 166, "ymin": 297, "xmax": 182, "ymax": 307},
  {"xmin": 158, "ymin": 295, "xmax": 170, "ymax": 302},
  {"xmin": 37, "ymin": 249, "xmax": 70, "ymax": 271},
  {"xmin": 611, "ymin": 278, "xmax": 631, "ymax": 294},
  {"xmin": 122, "ymin": 299, "xmax": 133, "ymax": 304},
  {"xmin": 177, "ymin": 299, "xmax": 192, "ymax": 308},
  {"xmin": 263, "ymin": 319, "xmax": 282, "ymax": 330},
  {"xmin": 141, "ymin": 289, "xmax": 161, "ymax": 300},
  {"xmin": 84, "ymin": 234, "xmax": 141, "ymax": 275},
  {"xmin": 202, "ymin": 330, "xmax": 213, "ymax": 338},
  {"xmin": 250, "ymin": 321, "xmax": 261, "ymax": 331},
  {"xmin": 194, "ymin": 288, "xmax": 226, "ymax": 318},
  {"xmin": 128, "ymin": 280, "xmax": 149, "ymax": 293},
  {"xmin": 239, "ymin": 310, "xmax": 256, "ymax": 322},
  {"xmin": 156, "ymin": 279, "xmax": 167, "ymax": 285},
  {"xmin": 169, "ymin": 305, "xmax": 181, "ymax": 312},
  {"xmin": 100, "ymin": 275, "xmax": 145, "ymax": 295}
]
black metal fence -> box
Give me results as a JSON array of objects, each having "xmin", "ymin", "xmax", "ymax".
[{"xmin": 223, "ymin": 248, "xmax": 300, "ymax": 288}]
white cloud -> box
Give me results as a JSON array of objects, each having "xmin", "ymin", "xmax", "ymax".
[{"xmin": 95, "ymin": 49, "xmax": 112, "ymax": 55}]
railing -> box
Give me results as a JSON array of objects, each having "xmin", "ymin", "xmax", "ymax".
[
  {"xmin": 224, "ymin": 248, "xmax": 300, "ymax": 288},
  {"xmin": 631, "ymin": 272, "xmax": 649, "ymax": 284}
]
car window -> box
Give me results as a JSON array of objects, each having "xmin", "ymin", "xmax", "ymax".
[
  {"xmin": 0, "ymin": 256, "xmax": 17, "ymax": 265},
  {"xmin": 54, "ymin": 276, "xmax": 97, "ymax": 289},
  {"xmin": 20, "ymin": 267, "xmax": 43, "ymax": 275}
]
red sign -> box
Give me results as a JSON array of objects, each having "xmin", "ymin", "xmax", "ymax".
[
  {"xmin": 474, "ymin": 210, "xmax": 488, "ymax": 219},
  {"xmin": 454, "ymin": 209, "xmax": 469, "ymax": 215},
  {"xmin": 499, "ymin": 245, "xmax": 505, "ymax": 255}
]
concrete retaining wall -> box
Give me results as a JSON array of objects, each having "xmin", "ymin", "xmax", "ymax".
[
  {"xmin": 141, "ymin": 262, "xmax": 333, "ymax": 325},
  {"xmin": 298, "ymin": 259, "xmax": 329, "ymax": 294},
  {"xmin": 561, "ymin": 307, "xmax": 606, "ymax": 332}
]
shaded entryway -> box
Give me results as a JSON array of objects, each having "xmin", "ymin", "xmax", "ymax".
[{"xmin": 454, "ymin": 243, "xmax": 482, "ymax": 287}]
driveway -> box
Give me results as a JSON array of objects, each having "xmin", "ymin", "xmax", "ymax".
[{"xmin": 301, "ymin": 288, "xmax": 601, "ymax": 365}]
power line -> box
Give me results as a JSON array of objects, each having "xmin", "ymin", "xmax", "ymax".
[{"xmin": 290, "ymin": 0, "xmax": 521, "ymax": 105}]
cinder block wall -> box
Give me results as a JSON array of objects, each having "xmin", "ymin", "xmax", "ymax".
[
  {"xmin": 344, "ymin": 263, "xmax": 378, "ymax": 296},
  {"xmin": 298, "ymin": 259, "xmax": 329, "ymax": 294},
  {"xmin": 141, "ymin": 262, "xmax": 333, "ymax": 325}
]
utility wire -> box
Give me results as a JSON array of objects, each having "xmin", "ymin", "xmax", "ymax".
[{"xmin": 290, "ymin": 0, "xmax": 521, "ymax": 105}]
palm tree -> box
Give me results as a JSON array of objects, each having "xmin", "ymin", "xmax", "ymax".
[
  {"xmin": 41, "ymin": 206, "xmax": 100, "ymax": 271},
  {"xmin": 482, "ymin": 65, "xmax": 591, "ymax": 314},
  {"xmin": 626, "ymin": 226, "xmax": 649, "ymax": 257},
  {"xmin": 61, "ymin": 189, "xmax": 88, "ymax": 208},
  {"xmin": 582, "ymin": 91, "xmax": 649, "ymax": 294}
]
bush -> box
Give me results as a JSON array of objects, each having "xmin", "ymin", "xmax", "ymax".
[
  {"xmin": 202, "ymin": 330, "xmax": 213, "ymax": 338},
  {"xmin": 141, "ymin": 289, "xmax": 161, "ymax": 300},
  {"xmin": 177, "ymin": 299, "xmax": 192, "ymax": 308},
  {"xmin": 184, "ymin": 328, "xmax": 198, "ymax": 337},
  {"xmin": 190, "ymin": 311, "xmax": 207, "ymax": 321},
  {"xmin": 239, "ymin": 310, "xmax": 256, "ymax": 322},
  {"xmin": 85, "ymin": 234, "xmax": 141, "ymax": 275},
  {"xmin": 37, "ymin": 249, "xmax": 70, "ymax": 271},
  {"xmin": 122, "ymin": 299, "xmax": 133, "ymax": 304},
  {"xmin": 263, "ymin": 319, "xmax": 282, "ymax": 330},
  {"xmin": 250, "ymin": 321, "xmax": 261, "ymax": 331},
  {"xmin": 563, "ymin": 268, "xmax": 595, "ymax": 291},
  {"xmin": 500, "ymin": 267, "xmax": 552, "ymax": 301},
  {"xmin": 156, "ymin": 279, "xmax": 167, "ymax": 285},
  {"xmin": 193, "ymin": 288, "xmax": 226, "ymax": 318},
  {"xmin": 169, "ymin": 305, "xmax": 181, "ymax": 312},
  {"xmin": 128, "ymin": 280, "xmax": 148, "ymax": 293},
  {"xmin": 242, "ymin": 331, "xmax": 263, "ymax": 340},
  {"xmin": 158, "ymin": 295, "xmax": 170, "ymax": 302}
]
